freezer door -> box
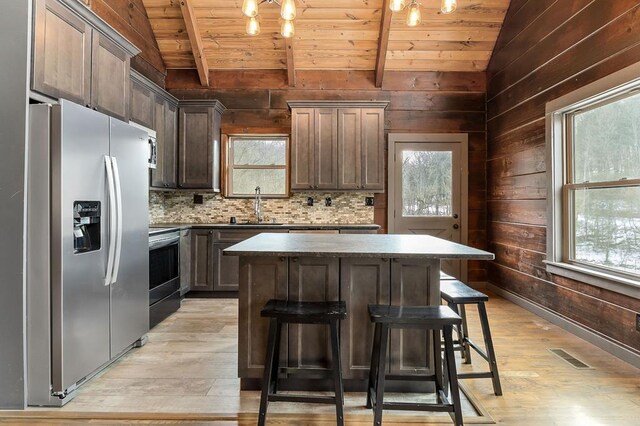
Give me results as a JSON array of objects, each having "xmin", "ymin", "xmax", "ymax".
[
  {"xmin": 109, "ymin": 118, "xmax": 150, "ymax": 357},
  {"xmin": 51, "ymin": 100, "xmax": 111, "ymax": 393}
]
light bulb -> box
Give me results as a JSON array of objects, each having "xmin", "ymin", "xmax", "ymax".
[
  {"xmin": 281, "ymin": 19, "xmax": 295, "ymax": 38},
  {"xmin": 389, "ymin": 0, "xmax": 406, "ymax": 12},
  {"xmin": 441, "ymin": 0, "xmax": 457, "ymax": 14},
  {"xmin": 242, "ymin": 0, "xmax": 259, "ymax": 18},
  {"xmin": 246, "ymin": 16, "xmax": 260, "ymax": 36},
  {"xmin": 281, "ymin": 0, "xmax": 296, "ymax": 21},
  {"xmin": 406, "ymin": 1, "xmax": 421, "ymax": 27}
]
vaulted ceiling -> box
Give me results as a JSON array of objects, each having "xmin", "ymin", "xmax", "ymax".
[{"xmin": 142, "ymin": 0, "xmax": 509, "ymax": 86}]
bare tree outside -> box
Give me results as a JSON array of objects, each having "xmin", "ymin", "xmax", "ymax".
[
  {"xmin": 402, "ymin": 150, "xmax": 452, "ymax": 217},
  {"xmin": 230, "ymin": 137, "xmax": 287, "ymax": 195},
  {"xmin": 571, "ymin": 93, "xmax": 640, "ymax": 275}
]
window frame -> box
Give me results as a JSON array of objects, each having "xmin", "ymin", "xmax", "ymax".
[
  {"xmin": 546, "ymin": 62, "xmax": 640, "ymax": 298},
  {"xmin": 223, "ymin": 134, "xmax": 290, "ymax": 199}
]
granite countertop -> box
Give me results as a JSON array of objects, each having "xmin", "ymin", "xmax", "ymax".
[
  {"xmin": 150, "ymin": 223, "xmax": 380, "ymax": 231},
  {"xmin": 223, "ymin": 233, "xmax": 495, "ymax": 260}
]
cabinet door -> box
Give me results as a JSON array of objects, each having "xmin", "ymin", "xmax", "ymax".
[
  {"xmin": 315, "ymin": 109, "xmax": 338, "ymax": 190},
  {"xmin": 32, "ymin": 0, "xmax": 92, "ymax": 105},
  {"xmin": 213, "ymin": 242, "xmax": 240, "ymax": 292},
  {"xmin": 290, "ymin": 108, "xmax": 315, "ymax": 190},
  {"xmin": 288, "ymin": 257, "xmax": 340, "ymax": 369},
  {"xmin": 90, "ymin": 31, "xmax": 130, "ymax": 121},
  {"xmin": 163, "ymin": 101, "xmax": 178, "ymax": 188},
  {"xmin": 129, "ymin": 78, "xmax": 155, "ymax": 129},
  {"xmin": 238, "ymin": 256, "xmax": 288, "ymax": 378},
  {"xmin": 389, "ymin": 258, "xmax": 440, "ymax": 375},
  {"xmin": 337, "ymin": 108, "xmax": 362, "ymax": 190},
  {"xmin": 150, "ymin": 97, "xmax": 166, "ymax": 188},
  {"xmin": 340, "ymin": 258, "xmax": 390, "ymax": 379},
  {"xmin": 179, "ymin": 229, "xmax": 191, "ymax": 296},
  {"xmin": 179, "ymin": 107, "xmax": 214, "ymax": 188},
  {"xmin": 361, "ymin": 108, "xmax": 385, "ymax": 191},
  {"xmin": 190, "ymin": 230, "xmax": 214, "ymax": 291}
]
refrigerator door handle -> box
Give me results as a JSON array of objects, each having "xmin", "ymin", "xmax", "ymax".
[
  {"xmin": 111, "ymin": 156, "xmax": 124, "ymax": 284},
  {"xmin": 104, "ymin": 156, "xmax": 117, "ymax": 286}
]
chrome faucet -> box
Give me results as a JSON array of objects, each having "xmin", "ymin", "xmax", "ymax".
[{"xmin": 254, "ymin": 186, "xmax": 263, "ymax": 223}]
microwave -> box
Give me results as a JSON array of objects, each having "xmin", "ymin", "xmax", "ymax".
[{"xmin": 129, "ymin": 122, "xmax": 157, "ymax": 169}]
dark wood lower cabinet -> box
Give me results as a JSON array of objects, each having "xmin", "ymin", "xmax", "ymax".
[
  {"xmin": 238, "ymin": 256, "xmax": 288, "ymax": 378},
  {"xmin": 213, "ymin": 242, "xmax": 240, "ymax": 292},
  {"xmin": 237, "ymin": 255, "xmax": 440, "ymax": 389},
  {"xmin": 189, "ymin": 230, "xmax": 214, "ymax": 292}
]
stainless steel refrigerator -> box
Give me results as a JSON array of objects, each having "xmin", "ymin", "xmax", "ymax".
[{"xmin": 27, "ymin": 100, "xmax": 150, "ymax": 406}]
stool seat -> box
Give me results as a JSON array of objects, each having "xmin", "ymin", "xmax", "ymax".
[
  {"xmin": 441, "ymin": 280, "xmax": 489, "ymax": 303},
  {"xmin": 369, "ymin": 305, "xmax": 461, "ymax": 325},
  {"xmin": 261, "ymin": 299, "xmax": 347, "ymax": 323}
]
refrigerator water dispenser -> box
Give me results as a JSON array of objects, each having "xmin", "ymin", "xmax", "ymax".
[{"xmin": 73, "ymin": 201, "xmax": 101, "ymax": 253}]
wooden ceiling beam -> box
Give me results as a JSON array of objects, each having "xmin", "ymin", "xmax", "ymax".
[
  {"xmin": 285, "ymin": 38, "xmax": 296, "ymax": 87},
  {"xmin": 375, "ymin": 0, "xmax": 392, "ymax": 88},
  {"xmin": 179, "ymin": 0, "xmax": 209, "ymax": 87}
]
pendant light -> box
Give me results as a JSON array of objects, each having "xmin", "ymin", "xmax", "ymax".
[
  {"xmin": 242, "ymin": 0, "xmax": 259, "ymax": 18},
  {"xmin": 281, "ymin": 0, "xmax": 297, "ymax": 21},
  {"xmin": 281, "ymin": 19, "xmax": 295, "ymax": 38},
  {"xmin": 246, "ymin": 16, "xmax": 261, "ymax": 36},
  {"xmin": 406, "ymin": 0, "xmax": 421, "ymax": 27},
  {"xmin": 441, "ymin": 0, "xmax": 457, "ymax": 14},
  {"xmin": 389, "ymin": 0, "xmax": 407, "ymax": 13}
]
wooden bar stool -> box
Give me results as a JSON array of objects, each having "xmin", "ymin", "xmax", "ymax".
[
  {"xmin": 440, "ymin": 280, "xmax": 502, "ymax": 396},
  {"xmin": 366, "ymin": 305, "xmax": 464, "ymax": 426},
  {"xmin": 258, "ymin": 299, "xmax": 347, "ymax": 426}
]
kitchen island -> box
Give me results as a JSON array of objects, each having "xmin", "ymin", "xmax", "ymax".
[{"xmin": 224, "ymin": 233, "xmax": 494, "ymax": 391}]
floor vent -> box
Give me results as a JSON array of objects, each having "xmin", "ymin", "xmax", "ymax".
[{"xmin": 548, "ymin": 348, "xmax": 593, "ymax": 369}]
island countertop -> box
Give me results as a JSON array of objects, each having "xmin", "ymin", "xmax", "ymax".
[{"xmin": 224, "ymin": 233, "xmax": 494, "ymax": 260}]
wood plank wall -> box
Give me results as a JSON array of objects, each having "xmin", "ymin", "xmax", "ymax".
[
  {"xmin": 487, "ymin": 0, "xmax": 640, "ymax": 355},
  {"xmin": 166, "ymin": 69, "xmax": 488, "ymax": 282},
  {"xmin": 87, "ymin": 0, "xmax": 167, "ymax": 86}
]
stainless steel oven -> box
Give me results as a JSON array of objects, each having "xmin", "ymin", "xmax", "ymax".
[{"xmin": 149, "ymin": 229, "xmax": 181, "ymax": 327}]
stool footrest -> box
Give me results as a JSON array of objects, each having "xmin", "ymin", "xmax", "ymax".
[
  {"xmin": 268, "ymin": 394, "xmax": 336, "ymax": 405},
  {"xmin": 384, "ymin": 374, "xmax": 437, "ymax": 382},
  {"xmin": 458, "ymin": 372, "xmax": 494, "ymax": 379},
  {"xmin": 382, "ymin": 402, "xmax": 455, "ymax": 413},
  {"xmin": 282, "ymin": 367, "xmax": 334, "ymax": 378}
]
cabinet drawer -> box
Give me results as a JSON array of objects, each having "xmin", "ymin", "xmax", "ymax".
[{"xmin": 213, "ymin": 228, "xmax": 287, "ymax": 242}]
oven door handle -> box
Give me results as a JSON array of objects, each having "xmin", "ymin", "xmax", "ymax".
[{"xmin": 149, "ymin": 236, "xmax": 180, "ymax": 250}]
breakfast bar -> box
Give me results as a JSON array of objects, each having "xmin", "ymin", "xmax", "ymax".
[{"xmin": 224, "ymin": 233, "xmax": 494, "ymax": 391}]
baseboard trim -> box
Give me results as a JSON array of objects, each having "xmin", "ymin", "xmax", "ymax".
[{"xmin": 487, "ymin": 283, "xmax": 640, "ymax": 369}]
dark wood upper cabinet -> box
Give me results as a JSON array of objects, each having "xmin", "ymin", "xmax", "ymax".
[
  {"xmin": 290, "ymin": 108, "xmax": 315, "ymax": 190},
  {"xmin": 288, "ymin": 101, "xmax": 388, "ymax": 192},
  {"xmin": 32, "ymin": 0, "xmax": 92, "ymax": 106},
  {"xmin": 31, "ymin": 0, "xmax": 139, "ymax": 121},
  {"xmin": 130, "ymin": 70, "xmax": 179, "ymax": 189},
  {"xmin": 90, "ymin": 31, "xmax": 130, "ymax": 121},
  {"xmin": 178, "ymin": 100, "xmax": 226, "ymax": 190},
  {"xmin": 129, "ymin": 77, "xmax": 155, "ymax": 130}
]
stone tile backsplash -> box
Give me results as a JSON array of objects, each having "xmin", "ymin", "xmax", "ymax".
[{"xmin": 149, "ymin": 191, "xmax": 375, "ymax": 224}]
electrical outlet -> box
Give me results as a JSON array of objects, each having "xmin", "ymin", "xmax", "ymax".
[
  {"xmin": 636, "ymin": 313, "xmax": 640, "ymax": 331},
  {"xmin": 193, "ymin": 194, "xmax": 203, "ymax": 204},
  {"xmin": 365, "ymin": 196, "xmax": 375, "ymax": 206},
  {"xmin": 325, "ymin": 197, "xmax": 332, "ymax": 207},
  {"xmin": 307, "ymin": 197, "xmax": 314, "ymax": 206}
]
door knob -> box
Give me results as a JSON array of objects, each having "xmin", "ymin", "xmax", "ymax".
[{"xmin": 453, "ymin": 224, "xmax": 459, "ymax": 230}]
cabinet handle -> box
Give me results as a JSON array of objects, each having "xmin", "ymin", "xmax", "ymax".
[
  {"xmin": 309, "ymin": 185, "xmax": 313, "ymax": 189},
  {"xmin": 381, "ymin": 258, "xmax": 388, "ymax": 262},
  {"xmin": 209, "ymin": 231, "xmax": 213, "ymax": 235},
  {"xmin": 315, "ymin": 185, "xmax": 319, "ymax": 189},
  {"xmin": 279, "ymin": 257, "xmax": 286, "ymax": 262},
  {"xmin": 453, "ymin": 224, "xmax": 459, "ymax": 230},
  {"xmin": 292, "ymin": 257, "xmax": 298, "ymax": 262},
  {"xmin": 392, "ymin": 258, "xmax": 399, "ymax": 263},
  {"xmin": 85, "ymin": 104, "xmax": 91, "ymax": 108},
  {"xmin": 93, "ymin": 107, "xmax": 98, "ymax": 111},
  {"xmin": 362, "ymin": 184, "xmax": 366, "ymax": 189}
]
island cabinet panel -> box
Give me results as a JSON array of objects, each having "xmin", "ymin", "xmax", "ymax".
[
  {"xmin": 32, "ymin": 0, "xmax": 92, "ymax": 106},
  {"xmin": 389, "ymin": 259, "xmax": 440, "ymax": 376},
  {"xmin": 90, "ymin": 31, "xmax": 130, "ymax": 122},
  {"xmin": 238, "ymin": 257, "xmax": 288, "ymax": 378},
  {"xmin": 340, "ymin": 258, "xmax": 390, "ymax": 379},
  {"xmin": 290, "ymin": 108, "xmax": 315, "ymax": 190},
  {"xmin": 189, "ymin": 230, "xmax": 214, "ymax": 292},
  {"xmin": 288, "ymin": 257, "xmax": 340, "ymax": 370},
  {"xmin": 315, "ymin": 109, "xmax": 339, "ymax": 190},
  {"xmin": 337, "ymin": 108, "xmax": 362, "ymax": 190},
  {"xmin": 213, "ymin": 242, "xmax": 240, "ymax": 292}
]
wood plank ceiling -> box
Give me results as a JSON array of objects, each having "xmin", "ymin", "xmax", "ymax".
[{"xmin": 143, "ymin": 0, "xmax": 509, "ymax": 83}]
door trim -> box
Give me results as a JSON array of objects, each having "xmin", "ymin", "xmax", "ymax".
[{"xmin": 387, "ymin": 133, "xmax": 469, "ymax": 279}]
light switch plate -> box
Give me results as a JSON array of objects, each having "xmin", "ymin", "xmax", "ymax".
[{"xmin": 365, "ymin": 197, "xmax": 374, "ymax": 206}]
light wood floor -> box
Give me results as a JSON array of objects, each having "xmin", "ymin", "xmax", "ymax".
[{"xmin": 3, "ymin": 293, "xmax": 640, "ymax": 425}]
